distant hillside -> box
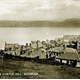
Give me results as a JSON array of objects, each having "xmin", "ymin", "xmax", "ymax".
[{"xmin": 0, "ymin": 18, "xmax": 80, "ymax": 27}]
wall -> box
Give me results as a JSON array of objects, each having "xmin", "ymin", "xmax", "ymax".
[
  {"xmin": 31, "ymin": 41, "xmax": 37, "ymax": 49},
  {"xmin": 76, "ymin": 62, "xmax": 80, "ymax": 67}
]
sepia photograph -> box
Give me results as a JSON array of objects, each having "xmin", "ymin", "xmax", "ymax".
[{"xmin": 0, "ymin": 0, "xmax": 80, "ymax": 79}]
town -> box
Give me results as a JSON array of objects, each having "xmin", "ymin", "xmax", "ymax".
[{"xmin": 0, "ymin": 35, "xmax": 80, "ymax": 67}]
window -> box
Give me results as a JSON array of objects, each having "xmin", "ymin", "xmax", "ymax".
[
  {"xmin": 9, "ymin": 48, "xmax": 12, "ymax": 51},
  {"xmin": 5, "ymin": 48, "xmax": 8, "ymax": 51},
  {"xmin": 16, "ymin": 48, "xmax": 18, "ymax": 49},
  {"xmin": 54, "ymin": 52, "xmax": 55, "ymax": 55},
  {"xmin": 57, "ymin": 53, "xmax": 58, "ymax": 56}
]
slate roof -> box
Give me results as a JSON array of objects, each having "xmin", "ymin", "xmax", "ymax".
[
  {"xmin": 56, "ymin": 52, "xmax": 79, "ymax": 61},
  {"xmin": 51, "ymin": 47, "xmax": 77, "ymax": 53},
  {"xmin": 64, "ymin": 48, "xmax": 77, "ymax": 53},
  {"xmin": 51, "ymin": 47, "xmax": 64, "ymax": 52}
]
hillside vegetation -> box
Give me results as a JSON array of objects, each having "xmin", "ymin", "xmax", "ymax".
[{"xmin": 0, "ymin": 60, "xmax": 80, "ymax": 79}]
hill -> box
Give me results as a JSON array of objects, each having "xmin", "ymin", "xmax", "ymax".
[
  {"xmin": 0, "ymin": 18, "xmax": 80, "ymax": 27},
  {"xmin": 0, "ymin": 59, "xmax": 80, "ymax": 79}
]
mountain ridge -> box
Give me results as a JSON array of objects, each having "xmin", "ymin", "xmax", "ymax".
[{"xmin": 0, "ymin": 18, "xmax": 80, "ymax": 27}]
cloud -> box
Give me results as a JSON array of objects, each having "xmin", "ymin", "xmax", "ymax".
[
  {"xmin": 0, "ymin": 0, "xmax": 80, "ymax": 21},
  {"xmin": 34, "ymin": 0, "xmax": 80, "ymax": 10},
  {"xmin": 33, "ymin": 0, "xmax": 80, "ymax": 20}
]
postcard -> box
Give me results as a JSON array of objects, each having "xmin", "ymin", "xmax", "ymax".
[{"xmin": 0, "ymin": 0, "xmax": 80, "ymax": 79}]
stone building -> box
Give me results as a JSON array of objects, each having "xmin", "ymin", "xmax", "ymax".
[
  {"xmin": 30, "ymin": 41, "xmax": 37, "ymax": 49},
  {"xmin": 4, "ymin": 42, "xmax": 20, "ymax": 56},
  {"xmin": 56, "ymin": 52, "xmax": 80, "ymax": 67},
  {"xmin": 50, "ymin": 47, "xmax": 64, "ymax": 57},
  {"xmin": 30, "ymin": 40, "xmax": 42, "ymax": 49},
  {"xmin": 5, "ymin": 42, "xmax": 18, "ymax": 51},
  {"xmin": 55, "ymin": 48, "xmax": 80, "ymax": 67}
]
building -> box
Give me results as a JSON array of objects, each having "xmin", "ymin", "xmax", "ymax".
[
  {"xmin": 37, "ymin": 40, "xmax": 42, "ymax": 48},
  {"xmin": 55, "ymin": 47, "xmax": 80, "ymax": 67},
  {"xmin": 50, "ymin": 47, "xmax": 64, "ymax": 57},
  {"xmin": 56, "ymin": 41, "xmax": 63, "ymax": 47},
  {"xmin": 30, "ymin": 41, "xmax": 37, "ymax": 49},
  {"xmin": 77, "ymin": 40, "xmax": 80, "ymax": 53},
  {"xmin": 30, "ymin": 40, "xmax": 42, "ymax": 49},
  {"xmin": 45, "ymin": 39, "xmax": 50, "ymax": 45},
  {"xmin": 63, "ymin": 40, "xmax": 70, "ymax": 47},
  {"xmin": 56, "ymin": 52, "xmax": 80, "ymax": 67},
  {"xmin": 4, "ymin": 42, "xmax": 20, "ymax": 56},
  {"xmin": 5, "ymin": 42, "xmax": 18, "ymax": 51},
  {"xmin": 63, "ymin": 35, "xmax": 79, "ymax": 41}
]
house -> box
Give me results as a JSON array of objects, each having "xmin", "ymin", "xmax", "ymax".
[
  {"xmin": 30, "ymin": 41, "xmax": 37, "ymax": 49},
  {"xmin": 45, "ymin": 39, "xmax": 50, "ymax": 45},
  {"xmin": 55, "ymin": 47, "xmax": 80, "ymax": 67},
  {"xmin": 56, "ymin": 52, "xmax": 80, "ymax": 67},
  {"xmin": 50, "ymin": 47, "xmax": 64, "ymax": 57},
  {"xmin": 5, "ymin": 42, "xmax": 18, "ymax": 51},
  {"xmin": 56, "ymin": 41, "xmax": 63, "ymax": 47},
  {"xmin": 37, "ymin": 40, "xmax": 42, "ymax": 48},
  {"xmin": 77, "ymin": 40, "xmax": 80, "ymax": 53},
  {"xmin": 4, "ymin": 42, "xmax": 21, "ymax": 56},
  {"xmin": 63, "ymin": 40, "xmax": 70, "ymax": 47}
]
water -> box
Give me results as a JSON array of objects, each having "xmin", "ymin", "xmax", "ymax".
[{"xmin": 0, "ymin": 27, "xmax": 80, "ymax": 49}]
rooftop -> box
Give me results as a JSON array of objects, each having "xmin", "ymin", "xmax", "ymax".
[
  {"xmin": 64, "ymin": 48, "xmax": 77, "ymax": 53},
  {"xmin": 56, "ymin": 52, "xmax": 79, "ymax": 61},
  {"xmin": 51, "ymin": 47, "xmax": 64, "ymax": 52}
]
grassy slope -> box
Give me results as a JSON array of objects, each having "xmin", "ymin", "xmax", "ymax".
[{"xmin": 0, "ymin": 60, "xmax": 80, "ymax": 79}]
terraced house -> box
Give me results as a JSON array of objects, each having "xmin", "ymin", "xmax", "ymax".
[{"xmin": 4, "ymin": 42, "xmax": 20, "ymax": 56}]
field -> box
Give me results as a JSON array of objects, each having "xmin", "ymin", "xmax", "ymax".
[{"xmin": 0, "ymin": 59, "xmax": 80, "ymax": 79}]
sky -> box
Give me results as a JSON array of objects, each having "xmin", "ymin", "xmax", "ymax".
[{"xmin": 0, "ymin": 0, "xmax": 80, "ymax": 21}]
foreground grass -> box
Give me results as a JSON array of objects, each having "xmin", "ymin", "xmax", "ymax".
[{"xmin": 0, "ymin": 59, "xmax": 80, "ymax": 79}]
